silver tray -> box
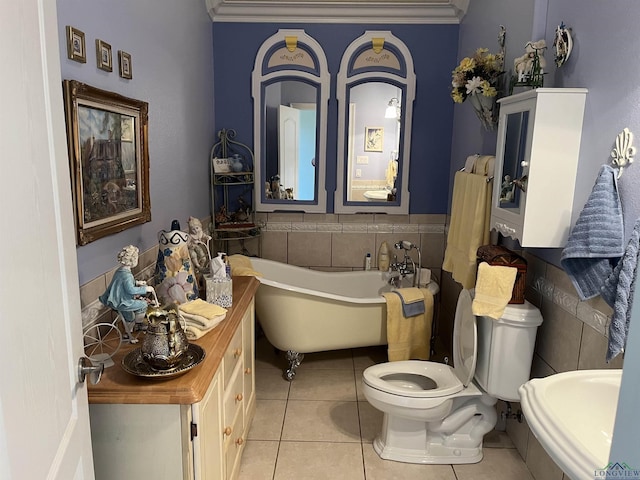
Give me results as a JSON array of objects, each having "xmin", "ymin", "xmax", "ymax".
[{"xmin": 122, "ymin": 344, "xmax": 205, "ymax": 379}]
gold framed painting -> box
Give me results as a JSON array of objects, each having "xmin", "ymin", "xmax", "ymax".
[
  {"xmin": 118, "ymin": 50, "xmax": 133, "ymax": 79},
  {"xmin": 364, "ymin": 126, "xmax": 383, "ymax": 152},
  {"xmin": 63, "ymin": 80, "xmax": 150, "ymax": 245},
  {"xmin": 66, "ymin": 26, "xmax": 86, "ymax": 63},
  {"xmin": 96, "ymin": 39, "xmax": 113, "ymax": 72}
]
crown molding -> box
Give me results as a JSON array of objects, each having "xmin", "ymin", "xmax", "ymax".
[{"xmin": 205, "ymin": 0, "xmax": 469, "ymax": 24}]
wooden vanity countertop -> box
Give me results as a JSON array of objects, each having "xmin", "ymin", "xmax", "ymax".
[{"xmin": 87, "ymin": 275, "xmax": 260, "ymax": 406}]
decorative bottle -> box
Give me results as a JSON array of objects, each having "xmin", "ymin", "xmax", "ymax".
[{"xmin": 378, "ymin": 241, "xmax": 391, "ymax": 271}]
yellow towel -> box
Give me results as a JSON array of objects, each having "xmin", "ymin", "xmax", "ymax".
[
  {"xmin": 384, "ymin": 288, "xmax": 434, "ymax": 362},
  {"xmin": 227, "ymin": 254, "xmax": 262, "ymax": 277},
  {"xmin": 471, "ymin": 155, "xmax": 495, "ymax": 176},
  {"xmin": 179, "ymin": 298, "xmax": 226, "ymax": 319},
  {"xmin": 442, "ymin": 170, "xmax": 493, "ymax": 288},
  {"xmin": 472, "ymin": 262, "xmax": 518, "ymax": 319},
  {"xmin": 180, "ymin": 310, "xmax": 226, "ymax": 329}
]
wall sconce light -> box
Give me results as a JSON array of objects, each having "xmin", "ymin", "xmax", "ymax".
[{"xmin": 385, "ymin": 97, "xmax": 401, "ymax": 120}]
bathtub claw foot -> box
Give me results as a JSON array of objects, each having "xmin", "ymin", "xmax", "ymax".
[{"xmin": 284, "ymin": 350, "xmax": 304, "ymax": 381}]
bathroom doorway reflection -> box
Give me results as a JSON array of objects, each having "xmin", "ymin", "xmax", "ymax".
[
  {"xmin": 346, "ymin": 82, "xmax": 401, "ymax": 202},
  {"xmin": 265, "ymin": 81, "xmax": 317, "ymax": 201}
]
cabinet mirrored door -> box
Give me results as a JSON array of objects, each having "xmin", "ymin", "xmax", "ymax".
[{"xmin": 497, "ymin": 110, "xmax": 530, "ymax": 213}]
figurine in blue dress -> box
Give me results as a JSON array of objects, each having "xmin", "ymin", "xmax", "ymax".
[{"xmin": 99, "ymin": 245, "xmax": 155, "ymax": 343}]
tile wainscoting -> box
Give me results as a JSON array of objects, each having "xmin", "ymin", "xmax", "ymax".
[{"xmin": 254, "ymin": 212, "xmax": 446, "ymax": 274}]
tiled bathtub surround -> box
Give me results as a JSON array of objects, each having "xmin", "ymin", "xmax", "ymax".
[{"xmin": 254, "ymin": 212, "xmax": 446, "ymax": 276}]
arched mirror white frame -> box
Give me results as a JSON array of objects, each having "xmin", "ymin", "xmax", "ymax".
[
  {"xmin": 335, "ymin": 31, "xmax": 416, "ymax": 214},
  {"xmin": 252, "ymin": 29, "xmax": 330, "ymax": 212}
]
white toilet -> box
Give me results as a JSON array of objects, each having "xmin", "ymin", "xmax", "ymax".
[{"xmin": 362, "ymin": 289, "xmax": 543, "ymax": 464}]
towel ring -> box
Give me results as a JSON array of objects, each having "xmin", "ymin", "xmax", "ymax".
[{"xmin": 611, "ymin": 128, "xmax": 636, "ymax": 178}]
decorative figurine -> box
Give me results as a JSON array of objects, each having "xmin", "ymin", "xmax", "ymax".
[
  {"xmin": 215, "ymin": 205, "xmax": 229, "ymax": 225},
  {"xmin": 155, "ymin": 220, "xmax": 199, "ymax": 305},
  {"xmin": 500, "ymin": 175, "xmax": 515, "ymax": 202},
  {"xmin": 232, "ymin": 196, "xmax": 251, "ymax": 222},
  {"xmin": 99, "ymin": 245, "xmax": 155, "ymax": 343},
  {"xmin": 187, "ymin": 216, "xmax": 212, "ymax": 296},
  {"xmin": 513, "ymin": 40, "xmax": 547, "ymax": 82},
  {"xmin": 553, "ymin": 22, "xmax": 573, "ymax": 68},
  {"xmin": 187, "ymin": 216, "xmax": 212, "ymax": 275},
  {"xmin": 511, "ymin": 39, "xmax": 547, "ymax": 93}
]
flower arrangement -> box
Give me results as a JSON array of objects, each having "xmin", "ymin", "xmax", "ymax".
[{"xmin": 451, "ymin": 48, "xmax": 504, "ymax": 104}]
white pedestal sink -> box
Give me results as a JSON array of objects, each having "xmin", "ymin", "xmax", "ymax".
[
  {"xmin": 363, "ymin": 190, "xmax": 389, "ymax": 201},
  {"xmin": 519, "ymin": 369, "xmax": 622, "ymax": 480}
]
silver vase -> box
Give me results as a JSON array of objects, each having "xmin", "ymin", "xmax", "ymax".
[{"xmin": 468, "ymin": 93, "xmax": 498, "ymax": 131}]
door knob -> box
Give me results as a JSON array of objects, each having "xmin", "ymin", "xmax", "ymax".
[{"xmin": 78, "ymin": 357, "xmax": 104, "ymax": 385}]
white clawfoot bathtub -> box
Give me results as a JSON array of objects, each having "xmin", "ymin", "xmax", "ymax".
[{"xmin": 250, "ymin": 258, "xmax": 438, "ymax": 380}]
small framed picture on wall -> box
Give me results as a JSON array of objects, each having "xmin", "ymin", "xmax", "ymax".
[
  {"xmin": 66, "ymin": 26, "xmax": 86, "ymax": 63},
  {"xmin": 96, "ymin": 39, "xmax": 113, "ymax": 72},
  {"xmin": 118, "ymin": 50, "xmax": 132, "ymax": 79},
  {"xmin": 364, "ymin": 126, "xmax": 384, "ymax": 152}
]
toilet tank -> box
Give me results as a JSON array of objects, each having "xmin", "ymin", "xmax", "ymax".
[{"xmin": 474, "ymin": 301, "xmax": 543, "ymax": 402}]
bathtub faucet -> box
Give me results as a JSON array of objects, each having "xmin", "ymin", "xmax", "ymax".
[{"xmin": 391, "ymin": 240, "xmax": 422, "ymax": 287}]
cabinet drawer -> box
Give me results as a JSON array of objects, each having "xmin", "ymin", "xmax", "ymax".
[
  {"xmin": 224, "ymin": 407, "xmax": 245, "ymax": 480},
  {"xmin": 223, "ymin": 326, "xmax": 243, "ymax": 389},
  {"xmin": 223, "ymin": 362, "xmax": 244, "ymax": 428}
]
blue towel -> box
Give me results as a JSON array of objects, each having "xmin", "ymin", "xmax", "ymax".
[
  {"xmin": 561, "ymin": 165, "xmax": 625, "ymax": 300},
  {"xmin": 391, "ymin": 290, "xmax": 425, "ymax": 318},
  {"xmin": 601, "ymin": 218, "xmax": 640, "ymax": 362}
]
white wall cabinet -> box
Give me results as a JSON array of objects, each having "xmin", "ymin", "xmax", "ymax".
[
  {"xmin": 491, "ymin": 88, "xmax": 587, "ymax": 247},
  {"xmin": 88, "ymin": 277, "xmax": 258, "ymax": 480}
]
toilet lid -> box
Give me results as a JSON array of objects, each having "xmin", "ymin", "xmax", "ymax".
[{"xmin": 452, "ymin": 289, "xmax": 477, "ymax": 388}]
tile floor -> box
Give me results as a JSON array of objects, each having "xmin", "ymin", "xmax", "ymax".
[{"xmin": 238, "ymin": 335, "xmax": 535, "ymax": 480}]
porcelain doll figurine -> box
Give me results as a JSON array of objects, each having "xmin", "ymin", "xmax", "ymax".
[
  {"xmin": 187, "ymin": 216, "xmax": 212, "ymax": 275},
  {"xmin": 99, "ymin": 245, "xmax": 155, "ymax": 343}
]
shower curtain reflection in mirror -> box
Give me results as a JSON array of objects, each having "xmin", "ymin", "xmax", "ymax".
[{"xmin": 264, "ymin": 81, "xmax": 316, "ymax": 201}]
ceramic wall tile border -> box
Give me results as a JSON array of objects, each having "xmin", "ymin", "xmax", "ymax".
[{"xmin": 530, "ymin": 273, "xmax": 611, "ymax": 337}]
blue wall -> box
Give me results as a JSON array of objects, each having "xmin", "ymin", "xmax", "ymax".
[
  {"xmin": 56, "ymin": 0, "xmax": 215, "ymax": 285},
  {"xmin": 212, "ymin": 23, "xmax": 459, "ymax": 213}
]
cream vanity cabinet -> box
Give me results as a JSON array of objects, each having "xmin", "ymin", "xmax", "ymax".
[
  {"xmin": 491, "ymin": 88, "xmax": 587, "ymax": 247},
  {"xmin": 88, "ymin": 276, "xmax": 258, "ymax": 480}
]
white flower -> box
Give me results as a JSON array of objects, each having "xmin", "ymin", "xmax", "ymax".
[{"xmin": 465, "ymin": 76, "xmax": 483, "ymax": 95}]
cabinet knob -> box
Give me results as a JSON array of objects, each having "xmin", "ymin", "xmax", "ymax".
[
  {"xmin": 234, "ymin": 348, "xmax": 242, "ymax": 358},
  {"xmin": 520, "ymin": 161, "xmax": 529, "ymax": 168},
  {"xmin": 224, "ymin": 426, "xmax": 232, "ymax": 436},
  {"xmin": 244, "ymin": 367, "xmax": 252, "ymax": 375},
  {"xmin": 512, "ymin": 174, "xmax": 528, "ymax": 193},
  {"xmin": 235, "ymin": 437, "xmax": 244, "ymax": 446},
  {"xmin": 236, "ymin": 393, "xmax": 243, "ymax": 402}
]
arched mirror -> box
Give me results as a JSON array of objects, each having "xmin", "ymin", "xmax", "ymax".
[
  {"xmin": 335, "ymin": 31, "xmax": 416, "ymax": 214},
  {"xmin": 252, "ymin": 29, "xmax": 329, "ymax": 212}
]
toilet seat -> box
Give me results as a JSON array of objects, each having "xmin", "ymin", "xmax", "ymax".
[
  {"xmin": 362, "ymin": 360, "xmax": 463, "ymax": 398},
  {"xmin": 362, "ymin": 289, "xmax": 478, "ymax": 399}
]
